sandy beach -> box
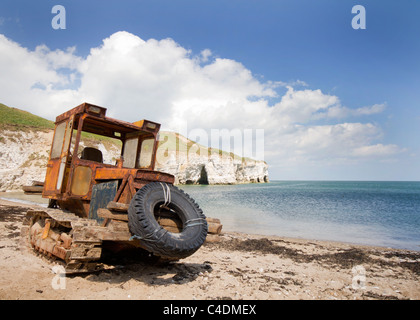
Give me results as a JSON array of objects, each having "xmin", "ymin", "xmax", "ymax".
[{"xmin": 0, "ymin": 198, "xmax": 419, "ymax": 300}]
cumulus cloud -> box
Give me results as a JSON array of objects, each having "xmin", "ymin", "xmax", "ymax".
[
  {"xmin": 352, "ymin": 144, "xmax": 404, "ymax": 158},
  {"xmin": 0, "ymin": 34, "xmax": 81, "ymax": 116},
  {"xmin": 0, "ymin": 31, "xmax": 403, "ymax": 174},
  {"xmin": 324, "ymin": 103, "xmax": 386, "ymax": 119}
]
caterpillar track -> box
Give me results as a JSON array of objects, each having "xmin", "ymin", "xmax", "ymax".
[{"xmin": 21, "ymin": 209, "xmax": 105, "ymax": 274}]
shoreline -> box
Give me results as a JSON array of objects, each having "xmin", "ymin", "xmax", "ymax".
[
  {"xmin": 0, "ymin": 198, "xmax": 419, "ymax": 300},
  {"xmin": 1, "ymin": 191, "xmax": 418, "ymax": 253},
  {"xmin": 0, "ymin": 183, "xmax": 420, "ymax": 252}
]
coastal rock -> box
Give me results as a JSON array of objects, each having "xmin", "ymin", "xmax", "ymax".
[
  {"xmin": 155, "ymin": 138, "xmax": 269, "ymax": 185},
  {"xmin": 0, "ymin": 130, "xmax": 52, "ymax": 192},
  {"xmin": 0, "ymin": 129, "xmax": 269, "ymax": 191}
]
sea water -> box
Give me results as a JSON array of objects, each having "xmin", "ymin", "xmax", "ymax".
[
  {"xmin": 180, "ymin": 181, "xmax": 420, "ymax": 251},
  {"xmin": 2, "ymin": 181, "xmax": 419, "ymax": 251}
]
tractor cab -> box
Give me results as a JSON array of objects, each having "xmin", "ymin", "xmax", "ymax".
[{"xmin": 43, "ymin": 102, "xmax": 174, "ymax": 218}]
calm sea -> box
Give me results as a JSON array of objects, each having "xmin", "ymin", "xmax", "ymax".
[{"xmin": 180, "ymin": 181, "xmax": 420, "ymax": 251}]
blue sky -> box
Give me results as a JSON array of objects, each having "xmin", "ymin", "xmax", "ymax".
[{"xmin": 0, "ymin": 0, "xmax": 419, "ymax": 180}]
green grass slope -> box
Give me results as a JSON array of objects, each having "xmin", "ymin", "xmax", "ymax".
[{"xmin": 0, "ymin": 103, "xmax": 54, "ymax": 130}]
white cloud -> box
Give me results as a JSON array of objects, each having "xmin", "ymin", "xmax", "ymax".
[
  {"xmin": 0, "ymin": 31, "xmax": 404, "ymax": 177},
  {"xmin": 34, "ymin": 45, "xmax": 82, "ymax": 70},
  {"xmin": 272, "ymin": 86, "xmax": 340, "ymax": 124},
  {"xmin": 353, "ymin": 103, "xmax": 386, "ymax": 116},
  {"xmin": 324, "ymin": 103, "xmax": 386, "ymax": 119},
  {"xmin": 200, "ymin": 49, "xmax": 212, "ymax": 62},
  {"xmin": 352, "ymin": 144, "xmax": 404, "ymax": 157}
]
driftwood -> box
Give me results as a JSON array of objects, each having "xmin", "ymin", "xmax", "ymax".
[
  {"xmin": 22, "ymin": 185, "xmax": 43, "ymax": 194},
  {"xmin": 100, "ymin": 202, "xmax": 223, "ymax": 237},
  {"xmin": 22, "ymin": 180, "xmax": 45, "ymax": 194}
]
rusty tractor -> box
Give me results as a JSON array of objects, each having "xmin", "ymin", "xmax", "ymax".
[{"xmin": 21, "ymin": 103, "xmax": 216, "ymax": 273}]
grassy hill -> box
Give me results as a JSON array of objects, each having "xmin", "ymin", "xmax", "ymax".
[
  {"xmin": 157, "ymin": 131, "xmax": 251, "ymax": 162},
  {"xmin": 0, "ymin": 103, "xmax": 54, "ymax": 130}
]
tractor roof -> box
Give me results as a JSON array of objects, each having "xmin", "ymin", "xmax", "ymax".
[{"xmin": 55, "ymin": 102, "xmax": 160, "ymax": 139}]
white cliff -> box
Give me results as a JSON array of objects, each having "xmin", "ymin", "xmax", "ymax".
[
  {"xmin": 0, "ymin": 129, "xmax": 269, "ymax": 191},
  {"xmin": 0, "ymin": 129, "xmax": 53, "ymax": 192},
  {"xmin": 155, "ymin": 132, "xmax": 269, "ymax": 185}
]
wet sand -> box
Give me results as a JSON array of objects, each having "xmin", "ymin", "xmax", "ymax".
[{"xmin": 0, "ymin": 198, "xmax": 419, "ymax": 300}]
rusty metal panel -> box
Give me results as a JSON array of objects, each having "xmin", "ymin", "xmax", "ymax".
[
  {"xmin": 71, "ymin": 166, "xmax": 92, "ymax": 196},
  {"xmin": 43, "ymin": 160, "xmax": 60, "ymax": 194},
  {"xmin": 88, "ymin": 180, "xmax": 118, "ymax": 222},
  {"xmin": 55, "ymin": 103, "xmax": 106, "ymax": 123},
  {"xmin": 95, "ymin": 167, "xmax": 137, "ymax": 180},
  {"xmin": 135, "ymin": 170, "xmax": 175, "ymax": 183}
]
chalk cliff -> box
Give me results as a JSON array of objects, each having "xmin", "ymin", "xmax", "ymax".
[
  {"xmin": 0, "ymin": 129, "xmax": 53, "ymax": 192},
  {"xmin": 0, "ymin": 128, "xmax": 269, "ymax": 192},
  {"xmin": 156, "ymin": 132, "xmax": 268, "ymax": 185}
]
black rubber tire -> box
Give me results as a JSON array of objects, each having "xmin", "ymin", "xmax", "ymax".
[{"xmin": 128, "ymin": 182, "xmax": 208, "ymax": 259}]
